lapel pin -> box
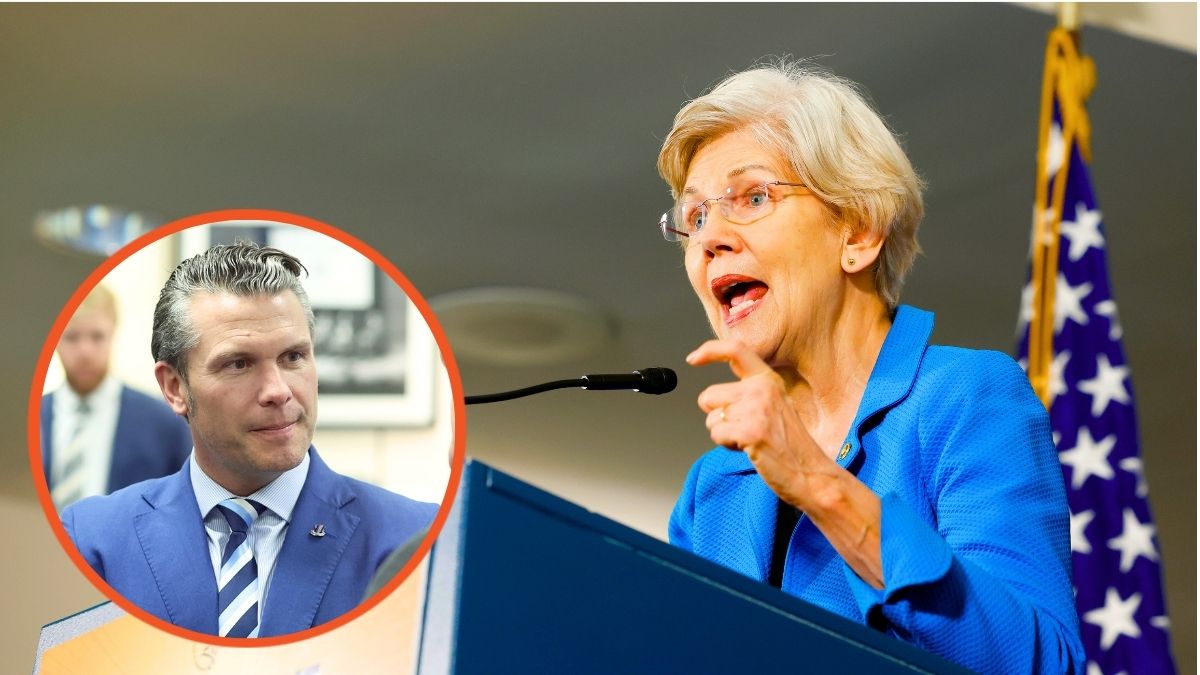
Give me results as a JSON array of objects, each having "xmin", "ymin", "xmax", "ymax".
[{"xmin": 309, "ymin": 523, "xmax": 326, "ymax": 538}]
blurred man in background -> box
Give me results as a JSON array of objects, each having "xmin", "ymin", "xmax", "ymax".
[{"xmin": 41, "ymin": 283, "xmax": 192, "ymax": 510}]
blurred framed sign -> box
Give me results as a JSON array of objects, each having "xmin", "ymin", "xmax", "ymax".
[{"xmin": 178, "ymin": 221, "xmax": 435, "ymax": 427}]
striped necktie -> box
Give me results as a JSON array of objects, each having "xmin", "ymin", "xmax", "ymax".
[
  {"xmin": 215, "ymin": 497, "xmax": 266, "ymax": 638},
  {"xmin": 52, "ymin": 400, "xmax": 91, "ymax": 510}
]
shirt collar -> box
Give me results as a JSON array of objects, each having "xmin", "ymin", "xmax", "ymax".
[
  {"xmin": 190, "ymin": 448, "xmax": 311, "ymax": 523},
  {"xmin": 56, "ymin": 373, "xmax": 122, "ymax": 412}
]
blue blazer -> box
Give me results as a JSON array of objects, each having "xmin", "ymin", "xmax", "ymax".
[
  {"xmin": 62, "ymin": 447, "xmax": 438, "ymax": 637},
  {"xmin": 670, "ymin": 306, "xmax": 1086, "ymax": 674},
  {"xmin": 41, "ymin": 386, "xmax": 193, "ymax": 493}
]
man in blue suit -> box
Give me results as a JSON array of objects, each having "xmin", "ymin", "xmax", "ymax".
[
  {"xmin": 42, "ymin": 284, "xmax": 192, "ymax": 510},
  {"xmin": 63, "ymin": 241, "xmax": 438, "ymax": 638}
]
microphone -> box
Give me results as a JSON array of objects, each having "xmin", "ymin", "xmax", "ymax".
[
  {"xmin": 465, "ymin": 367, "xmax": 677, "ymax": 405},
  {"xmin": 581, "ymin": 367, "xmax": 677, "ymax": 394}
]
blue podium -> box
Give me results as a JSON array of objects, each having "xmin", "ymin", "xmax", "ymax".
[{"xmin": 418, "ymin": 461, "xmax": 972, "ymax": 674}]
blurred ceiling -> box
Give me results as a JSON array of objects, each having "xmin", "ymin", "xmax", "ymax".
[
  {"xmin": 1020, "ymin": 2, "xmax": 1196, "ymax": 51},
  {"xmin": 0, "ymin": 3, "xmax": 1194, "ymax": 669}
]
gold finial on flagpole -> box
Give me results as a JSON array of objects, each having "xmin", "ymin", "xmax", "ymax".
[{"xmin": 1058, "ymin": 2, "xmax": 1081, "ymax": 31}]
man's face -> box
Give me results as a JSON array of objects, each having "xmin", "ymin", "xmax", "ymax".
[
  {"xmin": 161, "ymin": 291, "xmax": 317, "ymax": 496},
  {"xmin": 57, "ymin": 310, "xmax": 116, "ymax": 396}
]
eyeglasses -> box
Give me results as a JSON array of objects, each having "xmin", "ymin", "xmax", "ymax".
[{"xmin": 659, "ymin": 179, "xmax": 808, "ymax": 242}]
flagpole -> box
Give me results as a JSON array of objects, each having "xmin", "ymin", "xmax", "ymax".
[
  {"xmin": 1029, "ymin": 3, "xmax": 1088, "ymax": 407},
  {"xmin": 1058, "ymin": 2, "xmax": 1080, "ymax": 32}
]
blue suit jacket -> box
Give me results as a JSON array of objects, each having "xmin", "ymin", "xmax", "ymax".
[
  {"xmin": 670, "ymin": 306, "xmax": 1086, "ymax": 674},
  {"xmin": 41, "ymin": 385, "xmax": 193, "ymax": 493},
  {"xmin": 62, "ymin": 447, "xmax": 438, "ymax": 637}
]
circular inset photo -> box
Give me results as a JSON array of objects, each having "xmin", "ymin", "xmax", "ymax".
[{"xmin": 29, "ymin": 209, "xmax": 465, "ymax": 645}]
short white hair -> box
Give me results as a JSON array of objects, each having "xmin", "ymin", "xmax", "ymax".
[{"xmin": 657, "ymin": 60, "xmax": 924, "ymax": 308}]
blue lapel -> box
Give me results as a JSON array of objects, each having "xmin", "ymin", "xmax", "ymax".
[
  {"xmin": 844, "ymin": 305, "xmax": 933, "ymax": 451},
  {"xmin": 702, "ymin": 306, "xmax": 934, "ymax": 582},
  {"xmin": 739, "ymin": 472, "xmax": 779, "ymax": 581},
  {"xmin": 133, "ymin": 461, "xmax": 219, "ymax": 634},
  {"xmin": 703, "ymin": 306, "xmax": 933, "ymax": 474},
  {"xmin": 710, "ymin": 449, "xmax": 776, "ymax": 581},
  {"xmin": 260, "ymin": 449, "xmax": 361, "ymax": 636},
  {"xmin": 107, "ymin": 385, "xmax": 140, "ymax": 492},
  {"xmin": 40, "ymin": 394, "xmax": 53, "ymax": 486}
]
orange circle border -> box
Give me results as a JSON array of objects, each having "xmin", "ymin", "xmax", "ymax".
[{"xmin": 27, "ymin": 208, "xmax": 467, "ymax": 647}]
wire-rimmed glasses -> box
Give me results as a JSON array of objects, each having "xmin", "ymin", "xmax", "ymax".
[{"xmin": 659, "ymin": 179, "xmax": 808, "ymax": 242}]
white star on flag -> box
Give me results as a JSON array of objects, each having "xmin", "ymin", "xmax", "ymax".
[
  {"xmin": 1118, "ymin": 457, "xmax": 1148, "ymax": 498},
  {"xmin": 1049, "ymin": 350, "xmax": 1071, "ymax": 402},
  {"xmin": 1060, "ymin": 427, "xmax": 1116, "ymax": 489},
  {"xmin": 1059, "ymin": 202, "xmax": 1106, "ymax": 261},
  {"xmin": 1107, "ymin": 508, "xmax": 1159, "ymax": 573},
  {"xmin": 1083, "ymin": 588, "xmax": 1142, "ymax": 650},
  {"xmin": 1071, "ymin": 509, "xmax": 1096, "ymax": 554},
  {"xmin": 1093, "ymin": 300, "xmax": 1124, "ymax": 341},
  {"xmin": 1017, "ymin": 282, "xmax": 1035, "ymax": 333},
  {"xmin": 1078, "ymin": 353, "xmax": 1131, "ymax": 417},
  {"xmin": 1046, "ymin": 122, "xmax": 1066, "ymax": 178},
  {"xmin": 1054, "ymin": 273, "xmax": 1092, "ymax": 332}
]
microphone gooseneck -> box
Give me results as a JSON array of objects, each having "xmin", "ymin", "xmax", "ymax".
[{"xmin": 465, "ymin": 367, "xmax": 677, "ymax": 405}]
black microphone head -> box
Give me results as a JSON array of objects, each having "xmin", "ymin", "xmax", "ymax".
[{"xmin": 634, "ymin": 367, "xmax": 677, "ymax": 395}]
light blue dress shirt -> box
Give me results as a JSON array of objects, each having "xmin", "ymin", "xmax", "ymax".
[
  {"xmin": 50, "ymin": 375, "xmax": 122, "ymax": 505},
  {"xmin": 190, "ymin": 451, "xmax": 310, "ymax": 623}
]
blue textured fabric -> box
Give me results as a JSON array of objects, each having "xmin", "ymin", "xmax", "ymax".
[
  {"xmin": 63, "ymin": 447, "xmax": 438, "ymax": 637},
  {"xmin": 669, "ymin": 305, "xmax": 1086, "ymax": 674}
]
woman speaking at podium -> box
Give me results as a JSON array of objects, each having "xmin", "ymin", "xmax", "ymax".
[{"xmin": 658, "ymin": 61, "xmax": 1085, "ymax": 674}]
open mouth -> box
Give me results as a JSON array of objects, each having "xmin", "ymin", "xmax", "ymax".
[{"xmin": 711, "ymin": 274, "xmax": 769, "ymax": 324}]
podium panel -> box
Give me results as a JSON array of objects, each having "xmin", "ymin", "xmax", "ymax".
[{"xmin": 419, "ymin": 461, "xmax": 972, "ymax": 674}]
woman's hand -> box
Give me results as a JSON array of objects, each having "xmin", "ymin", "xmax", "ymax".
[
  {"xmin": 687, "ymin": 337, "xmax": 884, "ymax": 588},
  {"xmin": 687, "ymin": 338, "xmax": 836, "ymax": 511}
]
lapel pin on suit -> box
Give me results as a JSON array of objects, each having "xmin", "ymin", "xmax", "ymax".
[{"xmin": 309, "ymin": 523, "xmax": 326, "ymax": 538}]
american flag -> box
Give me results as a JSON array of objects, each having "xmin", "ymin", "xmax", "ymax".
[{"xmin": 1016, "ymin": 27, "xmax": 1176, "ymax": 675}]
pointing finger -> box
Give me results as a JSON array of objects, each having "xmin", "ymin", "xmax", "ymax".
[{"xmin": 686, "ymin": 338, "xmax": 773, "ymax": 380}]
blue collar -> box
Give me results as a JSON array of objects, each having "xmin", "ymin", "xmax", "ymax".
[
  {"xmin": 835, "ymin": 304, "xmax": 934, "ymax": 468},
  {"xmin": 851, "ymin": 304, "xmax": 934, "ymax": 427}
]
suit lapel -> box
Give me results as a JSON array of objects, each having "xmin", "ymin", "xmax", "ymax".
[
  {"xmin": 260, "ymin": 451, "xmax": 360, "ymax": 636},
  {"xmin": 849, "ymin": 305, "xmax": 933, "ymax": 436},
  {"xmin": 712, "ymin": 449, "xmax": 777, "ymax": 582},
  {"xmin": 133, "ymin": 463, "xmax": 218, "ymax": 634},
  {"xmin": 738, "ymin": 472, "xmax": 779, "ymax": 582},
  {"xmin": 107, "ymin": 386, "xmax": 131, "ymax": 493}
]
